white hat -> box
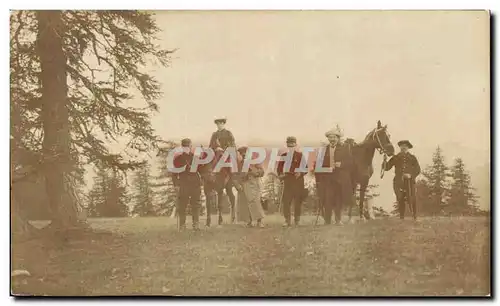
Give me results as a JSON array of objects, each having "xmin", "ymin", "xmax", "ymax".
[
  {"xmin": 214, "ymin": 117, "xmax": 227, "ymax": 123},
  {"xmin": 325, "ymin": 125, "xmax": 343, "ymax": 138}
]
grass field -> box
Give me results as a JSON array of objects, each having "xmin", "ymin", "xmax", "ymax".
[{"xmin": 11, "ymin": 214, "xmax": 490, "ymax": 296}]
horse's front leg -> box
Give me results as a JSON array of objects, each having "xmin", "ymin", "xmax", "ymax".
[
  {"xmin": 359, "ymin": 179, "xmax": 369, "ymax": 220},
  {"xmin": 216, "ymin": 189, "xmax": 224, "ymax": 225}
]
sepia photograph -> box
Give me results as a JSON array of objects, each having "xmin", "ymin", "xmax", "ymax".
[{"xmin": 10, "ymin": 10, "xmax": 490, "ymax": 296}]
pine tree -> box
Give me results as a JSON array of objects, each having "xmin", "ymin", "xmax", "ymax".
[
  {"xmin": 106, "ymin": 170, "xmax": 130, "ymax": 217},
  {"xmin": 132, "ymin": 162, "xmax": 155, "ymax": 217},
  {"xmin": 448, "ymin": 158, "xmax": 479, "ymax": 216},
  {"xmin": 88, "ymin": 165, "xmax": 129, "ymax": 217},
  {"xmin": 422, "ymin": 146, "xmax": 449, "ymax": 215},
  {"xmin": 10, "ymin": 10, "xmax": 174, "ymax": 229},
  {"xmin": 88, "ymin": 165, "xmax": 108, "ymax": 217},
  {"xmin": 151, "ymin": 141, "xmax": 178, "ymax": 216}
]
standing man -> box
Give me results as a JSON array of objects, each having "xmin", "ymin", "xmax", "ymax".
[
  {"xmin": 384, "ymin": 140, "xmax": 421, "ymax": 220},
  {"xmin": 172, "ymin": 138, "xmax": 202, "ymax": 231},
  {"xmin": 277, "ymin": 136, "xmax": 306, "ymax": 227},
  {"xmin": 315, "ymin": 127, "xmax": 353, "ymax": 225}
]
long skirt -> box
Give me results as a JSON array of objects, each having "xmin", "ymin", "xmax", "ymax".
[{"xmin": 236, "ymin": 177, "xmax": 265, "ymax": 223}]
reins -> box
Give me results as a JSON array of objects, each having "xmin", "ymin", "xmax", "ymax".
[{"xmin": 371, "ymin": 128, "xmax": 389, "ymax": 179}]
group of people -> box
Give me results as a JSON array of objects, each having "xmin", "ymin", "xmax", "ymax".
[{"xmin": 171, "ymin": 117, "xmax": 421, "ymax": 231}]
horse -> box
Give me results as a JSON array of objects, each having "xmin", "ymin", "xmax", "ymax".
[
  {"xmin": 344, "ymin": 120, "xmax": 395, "ymax": 221},
  {"xmin": 199, "ymin": 148, "xmax": 238, "ymax": 226}
]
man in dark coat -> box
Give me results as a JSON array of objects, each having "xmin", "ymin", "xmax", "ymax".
[
  {"xmin": 315, "ymin": 127, "xmax": 354, "ymax": 225},
  {"xmin": 277, "ymin": 136, "xmax": 306, "ymax": 227},
  {"xmin": 172, "ymin": 138, "xmax": 202, "ymax": 230},
  {"xmin": 384, "ymin": 140, "xmax": 421, "ymax": 220}
]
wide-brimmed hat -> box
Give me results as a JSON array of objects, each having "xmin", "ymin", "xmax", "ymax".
[
  {"xmin": 325, "ymin": 127, "xmax": 343, "ymax": 138},
  {"xmin": 214, "ymin": 117, "xmax": 227, "ymax": 124},
  {"xmin": 397, "ymin": 140, "xmax": 413, "ymax": 149}
]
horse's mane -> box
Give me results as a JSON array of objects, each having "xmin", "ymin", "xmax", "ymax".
[{"xmin": 344, "ymin": 128, "xmax": 376, "ymax": 149}]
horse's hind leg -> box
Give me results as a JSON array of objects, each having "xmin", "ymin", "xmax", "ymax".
[
  {"xmin": 348, "ymin": 183, "xmax": 357, "ymax": 223},
  {"xmin": 205, "ymin": 190, "xmax": 216, "ymax": 227},
  {"xmin": 226, "ymin": 185, "xmax": 236, "ymax": 224}
]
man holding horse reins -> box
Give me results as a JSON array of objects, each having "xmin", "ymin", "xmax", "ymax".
[{"xmin": 384, "ymin": 140, "xmax": 421, "ymax": 220}]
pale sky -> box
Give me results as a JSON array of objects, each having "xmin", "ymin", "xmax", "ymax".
[
  {"xmin": 108, "ymin": 11, "xmax": 491, "ymax": 210},
  {"xmin": 152, "ymin": 11, "xmax": 488, "ymax": 156}
]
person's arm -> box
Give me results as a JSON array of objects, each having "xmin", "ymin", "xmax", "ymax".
[
  {"xmin": 171, "ymin": 155, "xmax": 181, "ymax": 187},
  {"xmin": 227, "ymin": 130, "xmax": 236, "ymax": 148},
  {"xmin": 277, "ymin": 154, "xmax": 285, "ymax": 176},
  {"xmin": 209, "ymin": 132, "xmax": 219, "ymax": 149},
  {"xmin": 385, "ymin": 155, "xmax": 396, "ymax": 171},
  {"xmin": 411, "ymin": 155, "xmax": 421, "ymax": 179},
  {"xmin": 295, "ymin": 152, "xmax": 306, "ymax": 177}
]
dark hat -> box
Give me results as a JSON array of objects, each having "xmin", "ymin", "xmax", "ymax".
[
  {"xmin": 397, "ymin": 140, "xmax": 413, "ymax": 149},
  {"xmin": 286, "ymin": 136, "xmax": 297, "ymax": 144},
  {"xmin": 214, "ymin": 117, "xmax": 227, "ymax": 124},
  {"xmin": 181, "ymin": 138, "xmax": 192, "ymax": 147}
]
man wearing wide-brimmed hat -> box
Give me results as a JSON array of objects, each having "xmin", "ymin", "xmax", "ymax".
[
  {"xmin": 314, "ymin": 126, "xmax": 353, "ymax": 225},
  {"xmin": 384, "ymin": 140, "xmax": 421, "ymax": 220},
  {"xmin": 277, "ymin": 136, "xmax": 306, "ymax": 227}
]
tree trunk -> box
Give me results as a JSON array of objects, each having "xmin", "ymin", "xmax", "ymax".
[
  {"xmin": 36, "ymin": 11, "xmax": 78, "ymax": 228},
  {"xmin": 11, "ymin": 187, "xmax": 36, "ymax": 240}
]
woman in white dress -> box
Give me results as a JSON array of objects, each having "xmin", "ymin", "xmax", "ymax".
[{"xmin": 234, "ymin": 146, "xmax": 266, "ymax": 227}]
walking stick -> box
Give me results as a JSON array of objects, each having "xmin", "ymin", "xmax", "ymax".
[
  {"xmin": 406, "ymin": 178, "xmax": 414, "ymax": 216},
  {"xmin": 314, "ymin": 200, "xmax": 323, "ymax": 226},
  {"xmin": 314, "ymin": 184, "xmax": 324, "ymax": 226},
  {"xmin": 173, "ymin": 186, "xmax": 180, "ymax": 231}
]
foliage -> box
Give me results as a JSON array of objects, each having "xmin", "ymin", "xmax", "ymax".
[
  {"xmin": 88, "ymin": 164, "xmax": 129, "ymax": 217},
  {"xmin": 446, "ymin": 158, "xmax": 480, "ymax": 216},
  {"xmin": 10, "ymin": 10, "xmax": 174, "ymax": 227},
  {"xmin": 421, "ymin": 146, "xmax": 450, "ymax": 215},
  {"xmin": 131, "ymin": 162, "xmax": 155, "ymax": 217}
]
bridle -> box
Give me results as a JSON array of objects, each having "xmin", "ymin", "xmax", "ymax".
[{"xmin": 371, "ymin": 128, "xmax": 391, "ymax": 179}]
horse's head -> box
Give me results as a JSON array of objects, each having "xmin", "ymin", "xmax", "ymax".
[{"xmin": 365, "ymin": 120, "xmax": 395, "ymax": 156}]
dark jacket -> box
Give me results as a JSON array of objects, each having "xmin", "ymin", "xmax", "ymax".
[
  {"xmin": 314, "ymin": 143, "xmax": 353, "ymax": 183},
  {"xmin": 385, "ymin": 152, "xmax": 421, "ymax": 182},
  {"xmin": 277, "ymin": 151, "xmax": 306, "ymax": 179},
  {"xmin": 209, "ymin": 129, "xmax": 236, "ymax": 150},
  {"xmin": 172, "ymin": 152, "xmax": 202, "ymax": 187}
]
